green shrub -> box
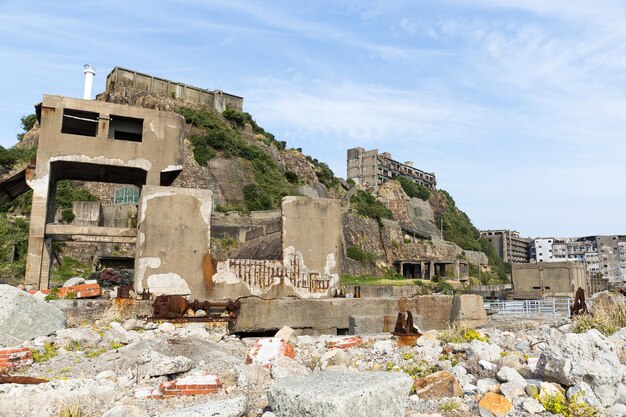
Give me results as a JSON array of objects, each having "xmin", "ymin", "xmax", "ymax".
[
  {"xmin": 243, "ymin": 184, "xmax": 272, "ymax": 211},
  {"xmin": 33, "ymin": 342, "xmax": 57, "ymax": 363},
  {"xmin": 61, "ymin": 209, "xmax": 74, "ymax": 224},
  {"xmin": 50, "ymin": 256, "xmax": 92, "ymax": 284},
  {"xmin": 0, "ymin": 146, "xmax": 37, "ymax": 169},
  {"xmin": 346, "ymin": 246, "xmax": 377, "ymax": 263},
  {"xmin": 350, "ymin": 190, "xmax": 393, "ymax": 223},
  {"xmin": 441, "ymin": 325, "xmax": 489, "ymax": 344},
  {"xmin": 397, "ymin": 177, "xmax": 430, "ymax": 200},
  {"xmin": 16, "ymin": 114, "xmax": 37, "ymax": 141},
  {"xmin": 284, "ymin": 171, "xmax": 298, "ymax": 184}
]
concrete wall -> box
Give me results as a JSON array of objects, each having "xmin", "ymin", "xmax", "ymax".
[
  {"xmin": 282, "ymin": 196, "xmax": 342, "ymax": 279},
  {"xmin": 234, "ymin": 294, "xmax": 488, "ymax": 333},
  {"xmin": 512, "ymin": 261, "xmax": 588, "ymax": 299},
  {"xmin": 134, "ymin": 186, "xmax": 212, "ymax": 299}
]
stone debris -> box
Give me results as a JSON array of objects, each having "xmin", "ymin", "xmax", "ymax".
[
  {"xmin": 0, "ymin": 284, "xmax": 624, "ymax": 416},
  {"xmin": 0, "ymin": 284, "xmax": 65, "ymax": 347},
  {"xmin": 268, "ymin": 371, "xmax": 413, "ymax": 417},
  {"xmin": 413, "ymin": 370, "xmax": 463, "ymax": 399},
  {"xmin": 478, "ymin": 392, "xmax": 513, "ymax": 417}
]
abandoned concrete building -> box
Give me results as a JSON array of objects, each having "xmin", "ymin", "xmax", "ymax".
[
  {"xmin": 511, "ymin": 261, "xmax": 588, "ymax": 299},
  {"xmin": 480, "ymin": 229, "xmax": 531, "ymax": 263},
  {"xmin": 18, "ymin": 93, "xmax": 342, "ymax": 301},
  {"xmin": 104, "ymin": 66, "xmax": 243, "ymax": 113},
  {"xmin": 346, "ymin": 147, "xmax": 436, "ymax": 192}
]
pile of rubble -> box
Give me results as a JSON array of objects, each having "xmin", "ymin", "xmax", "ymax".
[{"xmin": 0, "ymin": 284, "xmax": 625, "ymax": 416}]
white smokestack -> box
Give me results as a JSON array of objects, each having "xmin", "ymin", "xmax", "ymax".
[{"xmin": 83, "ymin": 64, "xmax": 96, "ymax": 100}]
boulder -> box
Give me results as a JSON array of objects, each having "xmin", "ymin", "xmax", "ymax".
[
  {"xmin": 566, "ymin": 382, "xmax": 601, "ymax": 408},
  {"xmin": 522, "ymin": 398, "xmax": 544, "ymax": 414},
  {"xmin": 496, "ymin": 366, "xmax": 527, "ymax": 400},
  {"xmin": 141, "ymin": 350, "xmax": 193, "ymax": 378},
  {"xmin": 537, "ymin": 329, "xmax": 621, "ymax": 406},
  {"xmin": 0, "ymin": 378, "xmax": 116, "ymax": 417},
  {"xmin": 158, "ymin": 322, "xmax": 175, "ymax": 333},
  {"xmin": 468, "ymin": 340, "xmax": 503, "ymax": 362},
  {"xmin": 478, "ymin": 392, "xmax": 512, "ymax": 417},
  {"xmin": 268, "ymin": 371, "xmax": 413, "ymax": 417},
  {"xmin": 154, "ymin": 396, "xmax": 246, "ymax": 417},
  {"xmin": 413, "ymin": 370, "xmax": 463, "ymax": 399},
  {"xmin": 103, "ymin": 322, "xmax": 134, "ymax": 345},
  {"xmin": 476, "ymin": 378, "xmax": 499, "ymax": 394},
  {"xmin": 0, "ymin": 285, "xmax": 65, "ymax": 347}
]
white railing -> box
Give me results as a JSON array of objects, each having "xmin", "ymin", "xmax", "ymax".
[{"xmin": 485, "ymin": 298, "xmax": 572, "ymax": 318}]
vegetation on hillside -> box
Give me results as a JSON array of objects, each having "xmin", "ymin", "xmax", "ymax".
[
  {"xmin": 16, "ymin": 114, "xmax": 37, "ymax": 142},
  {"xmin": 179, "ymin": 106, "xmax": 298, "ymax": 211},
  {"xmin": 350, "ymin": 190, "xmax": 393, "ymax": 223},
  {"xmin": 397, "ymin": 177, "xmax": 430, "ymax": 201},
  {"xmin": 432, "ymin": 189, "xmax": 509, "ymax": 283},
  {"xmin": 305, "ymin": 156, "xmax": 340, "ymax": 190}
]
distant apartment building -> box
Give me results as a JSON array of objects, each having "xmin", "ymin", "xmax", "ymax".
[
  {"xmin": 346, "ymin": 148, "xmax": 436, "ymax": 192},
  {"xmin": 479, "ymin": 230, "xmax": 531, "ymax": 263},
  {"xmin": 531, "ymin": 238, "xmax": 556, "ymax": 262},
  {"xmin": 530, "ymin": 235, "xmax": 626, "ymax": 284}
]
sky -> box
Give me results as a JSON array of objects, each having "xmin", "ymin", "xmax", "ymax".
[{"xmin": 1, "ymin": 0, "xmax": 625, "ymax": 238}]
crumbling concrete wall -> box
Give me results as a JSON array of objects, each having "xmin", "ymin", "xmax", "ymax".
[
  {"xmin": 134, "ymin": 186, "xmax": 212, "ymax": 299},
  {"xmin": 282, "ymin": 197, "xmax": 342, "ymax": 295}
]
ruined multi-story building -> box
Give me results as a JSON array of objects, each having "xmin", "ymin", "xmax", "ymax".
[
  {"xmin": 346, "ymin": 148, "xmax": 436, "ymax": 192},
  {"xmin": 479, "ymin": 230, "xmax": 531, "ymax": 263}
]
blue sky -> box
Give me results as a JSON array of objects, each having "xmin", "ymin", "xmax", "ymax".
[{"xmin": 1, "ymin": 0, "xmax": 625, "ymax": 238}]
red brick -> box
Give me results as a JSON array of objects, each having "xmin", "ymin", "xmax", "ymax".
[
  {"xmin": 326, "ymin": 336, "xmax": 363, "ymax": 349},
  {"xmin": 0, "ymin": 347, "xmax": 32, "ymax": 371}
]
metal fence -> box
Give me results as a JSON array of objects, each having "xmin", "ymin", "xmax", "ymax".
[{"xmin": 485, "ymin": 298, "xmax": 572, "ymax": 318}]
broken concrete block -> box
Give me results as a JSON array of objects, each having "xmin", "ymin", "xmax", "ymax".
[
  {"xmin": 478, "ymin": 392, "xmax": 513, "ymax": 417},
  {"xmin": 245, "ymin": 338, "xmax": 295, "ymax": 368},
  {"xmin": 153, "ymin": 395, "xmax": 246, "ymax": 416},
  {"xmin": 0, "ymin": 284, "xmax": 65, "ymax": 347},
  {"xmin": 271, "ymin": 355, "xmax": 311, "ymax": 380},
  {"xmin": 275, "ymin": 326, "xmax": 298, "ymax": 345},
  {"xmin": 413, "ymin": 370, "xmax": 464, "ymax": 399},
  {"xmin": 348, "ymin": 315, "xmax": 383, "ymax": 334},
  {"xmin": 56, "ymin": 327, "xmax": 102, "ymax": 347},
  {"xmin": 268, "ymin": 371, "xmax": 413, "ymax": 417}
]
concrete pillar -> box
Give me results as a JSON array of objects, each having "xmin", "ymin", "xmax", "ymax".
[
  {"xmin": 420, "ymin": 261, "xmax": 425, "ymax": 280},
  {"xmin": 454, "ymin": 260, "xmax": 460, "ymax": 281},
  {"xmin": 24, "ymin": 185, "xmax": 50, "ymax": 289},
  {"xmin": 429, "ymin": 261, "xmax": 434, "ymax": 280}
]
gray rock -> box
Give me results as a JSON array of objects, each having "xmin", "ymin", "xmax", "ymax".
[
  {"xmin": 372, "ymin": 339, "xmax": 395, "ymax": 355},
  {"xmin": 154, "ymin": 396, "xmax": 246, "ymax": 417},
  {"xmin": 467, "ymin": 340, "xmax": 503, "ymax": 362},
  {"xmin": 611, "ymin": 403, "xmax": 626, "ymax": 417},
  {"xmin": 522, "ymin": 397, "xmax": 545, "ymax": 414},
  {"xmin": 96, "ymin": 370, "xmax": 117, "ymax": 380},
  {"xmin": 102, "ymin": 405, "xmax": 147, "ymax": 417},
  {"xmin": 268, "ymin": 371, "xmax": 413, "ymax": 417},
  {"xmin": 0, "ymin": 284, "xmax": 65, "ymax": 347},
  {"xmin": 476, "ymin": 378, "xmax": 499, "ymax": 394},
  {"xmin": 0, "ymin": 378, "xmax": 116, "ymax": 417},
  {"xmin": 158, "ymin": 322, "xmax": 175, "ymax": 333},
  {"xmin": 538, "ymin": 329, "xmax": 621, "ymax": 406},
  {"xmin": 496, "ymin": 366, "xmax": 526, "ymax": 384},
  {"xmin": 141, "ymin": 350, "xmax": 193, "ymax": 377},
  {"xmin": 122, "ymin": 318, "xmax": 144, "ymax": 331},
  {"xmin": 63, "ymin": 277, "xmax": 85, "ymax": 287},
  {"xmin": 103, "ymin": 322, "xmax": 134, "ymax": 345},
  {"xmin": 566, "ymin": 382, "xmax": 601, "ymax": 408},
  {"xmin": 56, "ymin": 327, "xmax": 101, "ymax": 348}
]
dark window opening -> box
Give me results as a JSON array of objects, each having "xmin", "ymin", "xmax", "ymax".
[
  {"xmin": 61, "ymin": 109, "xmax": 99, "ymax": 137},
  {"xmin": 108, "ymin": 115, "xmax": 143, "ymax": 142}
]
